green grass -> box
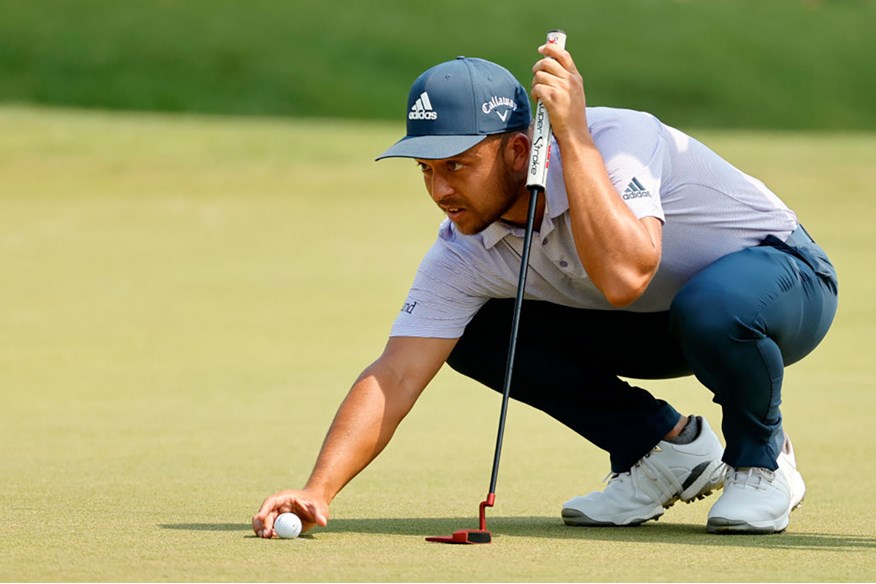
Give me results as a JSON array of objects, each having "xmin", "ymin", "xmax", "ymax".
[
  {"xmin": 0, "ymin": 106, "xmax": 874, "ymax": 581},
  {"xmin": 1, "ymin": 0, "xmax": 875, "ymax": 130}
]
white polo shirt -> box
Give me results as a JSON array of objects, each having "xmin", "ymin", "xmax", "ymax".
[{"xmin": 391, "ymin": 107, "xmax": 798, "ymax": 339}]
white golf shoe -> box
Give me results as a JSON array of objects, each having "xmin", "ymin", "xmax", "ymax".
[
  {"xmin": 707, "ymin": 433, "xmax": 805, "ymax": 534},
  {"xmin": 562, "ymin": 416, "xmax": 726, "ymax": 526}
]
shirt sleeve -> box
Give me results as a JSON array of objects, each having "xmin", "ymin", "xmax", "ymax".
[
  {"xmin": 390, "ymin": 236, "xmax": 488, "ymax": 339},
  {"xmin": 590, "ymin": 109, "xmax": 667, "ymax": 223}
]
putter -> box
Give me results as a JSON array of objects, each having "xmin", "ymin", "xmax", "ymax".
[{"xmin": 427, "ymin": 29, "xmax": 567, "ymax": 545}]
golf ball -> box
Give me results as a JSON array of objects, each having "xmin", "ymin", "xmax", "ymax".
[{"xmin": 274, "ymin": 512, "xmax": 302, "ymax": 539}]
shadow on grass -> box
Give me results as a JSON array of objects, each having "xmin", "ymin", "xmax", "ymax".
[
  {"xmin": 158, "ymin": 523, "xmax": 316, "ymax": 540},
  {"xmin": 160, "ymin": 523, "xmax": 246, "ymax": 532},
  {"xmin": 160, "ymin": 517, "xmax": 875, "ymax": 551}
]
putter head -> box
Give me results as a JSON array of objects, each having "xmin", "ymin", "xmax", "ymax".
[
  {"xmin": 425, "ymin": 492, "xmax": 496, "ymax": 544},
  {"xmin": 426, "ymin": 529, "xmax": 492, "ymax": 544}
]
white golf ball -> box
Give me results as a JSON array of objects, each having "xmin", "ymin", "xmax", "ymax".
[{"xmin": 274, "ymin": 512, "xmax": 302, "ymax": 539}]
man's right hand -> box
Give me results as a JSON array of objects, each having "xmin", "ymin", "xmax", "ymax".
[{"xmin": 252, "ymin": 489, "xmax": 329, "ymax": 538}]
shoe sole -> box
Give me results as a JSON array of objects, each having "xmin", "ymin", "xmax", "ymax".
[
  {"xmin": 561, "ymin": 507, "xmax": 664, "ymax": 527},
  {"xmin": 707, "ymin": 495, "xmax": 803, "ymax": 535},
  {"xmin": 706, "ymin": 515, "xmax": 789, "ymax": 534}
]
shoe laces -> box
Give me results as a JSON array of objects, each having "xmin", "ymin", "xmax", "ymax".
[{"xmin": 726, "ymin": 467, "xmax": 775, "ymax": 491}]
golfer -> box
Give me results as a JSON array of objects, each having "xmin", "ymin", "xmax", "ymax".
[{"xmin": 253, "ymin": 44, "xmax": 838, "ymax": 536}]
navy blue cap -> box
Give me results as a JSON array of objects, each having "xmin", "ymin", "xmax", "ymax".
[{"xmin": 376, "ymin": 57, "xmax": 531, "ymax": 160}]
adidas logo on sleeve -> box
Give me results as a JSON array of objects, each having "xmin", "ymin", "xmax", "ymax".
[
  {"xmin": 623, "ymin": 177, "xmax": 652, "ymax": 200},
  {"xmin": 409, "ymin": 92, "xmax": 438, "ymax": 120}
]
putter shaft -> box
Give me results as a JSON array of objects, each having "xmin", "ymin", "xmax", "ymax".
[{"xmin": 486, "ymin": 185, "xmax": 541, "ymax": 497}]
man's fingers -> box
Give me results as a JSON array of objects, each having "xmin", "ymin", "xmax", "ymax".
[
  {"xmin": 538, "ymin": 43, "xmax": 578, "ymax": 74},
  {"xmin": 532, "ymin": 44, "xmax": 581, "ymax": 105},
  {"xmin": 529, "ymin": 44, "xmax": 590, "ymax": 142},
  {"xmin": 252, "ymin": 511, "xmax": 276, "ymax": 538},
  {"xmin": 531, "ymin": 53, "xmax": 578, "ymax": 104},
  {"xmin": 256, "ymin": 494, "xmax": 280, "ymax": 519},
  {"xmin": 532, "ymin": 57, "xmax": 566, "ymax": 82},
  {"xmin": 253, "ymin": 493, "xmax": 293, "ymax": 538},
  {"xmin": 252, "ymin": 490, "xmax": 330, "ymax": 538},
  {"xmin": 301, "ymin": 500, "xmax": 328, "ymax": 527}
]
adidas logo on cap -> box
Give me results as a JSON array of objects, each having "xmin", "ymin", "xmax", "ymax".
[{"xmin": 409, "ymin": 92, "xmax": 438, "ymax": 121}]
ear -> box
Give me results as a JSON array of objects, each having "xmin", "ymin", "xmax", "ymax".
[{"xmin": 504, "ymin": 132, "xmax": 531, "ymax": 173}]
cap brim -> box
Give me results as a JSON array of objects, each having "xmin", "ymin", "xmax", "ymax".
[{"xmin": 375, "ymin": 134, "xmax": 487, "ymax": 161}]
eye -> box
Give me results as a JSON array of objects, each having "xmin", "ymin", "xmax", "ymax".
[
  {"xmin": 415, "ymin": 161, "xmax": 431, "ymax": 173},
  {"xmin": 446, "ymin": 161, "xmax": 464, "ymax": 172}
]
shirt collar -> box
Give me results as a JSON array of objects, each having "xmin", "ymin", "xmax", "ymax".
[{"xmin": 479, "ymin": 186, "xmax": 569, "ymax": 249}]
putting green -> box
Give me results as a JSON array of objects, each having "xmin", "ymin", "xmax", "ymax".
[{"xmin": 0, "ymin": 107, "xmax": 873, "ymax": 582}]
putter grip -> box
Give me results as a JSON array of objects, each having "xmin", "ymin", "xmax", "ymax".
[{"xmin": 526, "ymin": 29, "xmax": 567, "ymax": 191}]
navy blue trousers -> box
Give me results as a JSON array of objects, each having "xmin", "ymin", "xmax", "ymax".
[{"xmin": 446, "ymin": 227, "xmax": 838, "ymax": 472}]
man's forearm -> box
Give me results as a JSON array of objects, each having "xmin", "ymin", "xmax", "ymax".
[
  {"xmin": 303, "ymin": 364, "xmax": 417, "ymax": 504},
  {"xmin": 295, "ymin": 336, "xmax": 455, "ymax": 506}
]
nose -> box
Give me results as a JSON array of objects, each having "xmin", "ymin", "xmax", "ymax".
[{"xmin": 428, "ymin": 171, "xmax": 454, "ymax": 203}]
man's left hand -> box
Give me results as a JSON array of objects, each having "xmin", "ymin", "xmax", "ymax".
[{"xmin": 531, "ymin": 43, "xmax": 591, "ymax": 147}]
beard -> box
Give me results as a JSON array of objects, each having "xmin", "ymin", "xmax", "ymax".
[{"xmin": 454, "ymin": 161, "xmax": 526, "ymax": 236}]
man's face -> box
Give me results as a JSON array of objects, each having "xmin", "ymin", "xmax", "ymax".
[{"xmin": 415, "ymin": 134, "xmax": 527, "ymax": 235}]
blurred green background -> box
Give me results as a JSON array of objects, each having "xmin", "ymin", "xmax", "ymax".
[{"xmin": 1, "ymin": 0, "xmax": 875, "ymax": 130}]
